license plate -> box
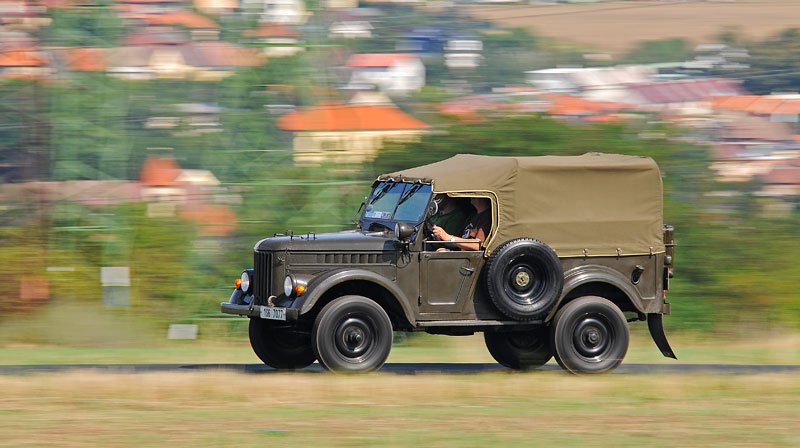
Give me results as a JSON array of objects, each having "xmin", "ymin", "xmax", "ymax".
[{"xmin": 260, "ymin": 306, "xmax": 287, "ymax": 321}]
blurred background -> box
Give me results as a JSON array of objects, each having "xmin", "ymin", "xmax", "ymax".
[{"xmin": 1, "ymin": 0, "xmax": 800, "ymax": 352}]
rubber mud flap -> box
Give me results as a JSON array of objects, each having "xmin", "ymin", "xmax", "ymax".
[{"xmin": 648, "ymin": 313, "xmax": 677, "ymax": 359}]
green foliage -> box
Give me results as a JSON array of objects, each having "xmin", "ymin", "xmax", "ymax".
[
  {"xmin": 622, "ymin": 38, "xmax": 692, "ymax": 64},
  {"xmin": 40, "ymin": 4, "xmax": 128, "ymax": 47},
  {"xmin": 476, "ymin": 28, "xmax": 540, "ymax": 88}
]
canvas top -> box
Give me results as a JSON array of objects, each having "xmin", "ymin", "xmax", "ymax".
[{"xmin": 378, "ymin": 153, "xmax": 664, "ymax": 257}]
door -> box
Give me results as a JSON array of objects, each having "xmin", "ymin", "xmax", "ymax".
[{"xmin": 419, "ymin": 250, "xmax": 483, "ymax": 315}]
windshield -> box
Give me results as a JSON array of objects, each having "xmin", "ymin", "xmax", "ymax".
[{"xmin": 361, "ymin": 182, "xmax": 433, "ymax": 228}]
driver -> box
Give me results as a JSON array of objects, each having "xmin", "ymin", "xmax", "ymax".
[
  {"xmin": 429, "ymin": 195, "xmax": 469, "ymax": 237},
  {"xmin": 431, "ymin": 197, "xmax": 491, "ymax": 251}
]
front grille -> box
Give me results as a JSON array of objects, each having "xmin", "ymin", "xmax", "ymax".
[{"xmin": 253, "ymin": 251, "xmax": 272, "ymax": 303}]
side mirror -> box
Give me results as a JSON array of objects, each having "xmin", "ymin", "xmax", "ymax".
[{"xmin": 394, "ymin": 222, "xmax": 414, "ymax": 241}]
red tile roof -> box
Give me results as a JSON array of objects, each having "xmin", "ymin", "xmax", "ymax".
[
  {"xmin": 346, "ymin": 53, "xmax": 414, "ymax": 68},
  {"xmin": 180, "ymin": 204, "xmax": 236, "ymax": 237},
  {"xmin": 182, "ymin": 41, "xmax": 264, "ymax": 67},
  {"xmin": 278, "ymin": 103, "xmax": 429, "ymax": 131},
  {"xmin": 244, "ymin": 22, "xmax": 299, "ymax": 38},
  {"xmin": 712, "ymin": 95, "xmax": 800, "ymax": 115},
  {"xmin": 542, "ymin": 93, "xmax": 630, "ymax": 116},
  {"xmin": 764, "ymin": 166, "xmax": 800, "ymax": 185},
  {"xmin": 0, "ymin": 48, "xmax": 48, "ymax": 67},
  {"xmin": 63, "ymin": 48, "xmax": 106, "ymax": 71},
  {"xmin": 142, "ymin": 11, "xmax": 219, "ymax": 29},
  {"xmin": 119, "ymin": 0, "xmax": 183, "ymax": 3},
  {"xmin": 628, "ymin": 78, "xmax": 743, "ymax": 104},
  {"xmin": 140, "ymin": 156, "xmax": 181, "ymax": 186}
]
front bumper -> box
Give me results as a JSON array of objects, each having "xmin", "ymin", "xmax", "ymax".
[{"xmin": 220, "ymin": 302, "xmax": 299, "ymax": 322}]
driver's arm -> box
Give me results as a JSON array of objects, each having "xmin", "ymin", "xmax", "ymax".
[{"xmin": 431, "ymin": 225, "xmax": 483, "ymax": 251}]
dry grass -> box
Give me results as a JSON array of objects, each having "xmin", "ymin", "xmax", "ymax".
[
  {"xmin": 1, "ymin": 370, "xmax": 799, "ymax": 447},
  {"xmin": 467, "ymin": 0, "xmax": 800, "ymax": 54}
]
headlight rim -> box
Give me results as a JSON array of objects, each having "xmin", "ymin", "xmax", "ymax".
[
  {"xmin": 283, "ymin": 275, "xmax": 295, "ymax": 298},
  {"xmin": 240, "ymin": 269, "xmax": 254, "ymax": 294}
]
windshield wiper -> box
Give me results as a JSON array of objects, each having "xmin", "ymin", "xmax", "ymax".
[
  {"xmin": 367, "ymin": 183, "xmax": 394, "ymax": 206},
  {"xmin": 396, "ymin": 183, "xmax": 423, "ymax": 206}
]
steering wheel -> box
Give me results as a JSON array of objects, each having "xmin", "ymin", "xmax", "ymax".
[{"xmin": 422, "ymin": 199, "xmax": 439, "ymax": 238}]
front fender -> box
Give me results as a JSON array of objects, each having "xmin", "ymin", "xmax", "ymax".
[{"xmin": 294, "ymin": 268, "xmax": 416, "ymax": 325}]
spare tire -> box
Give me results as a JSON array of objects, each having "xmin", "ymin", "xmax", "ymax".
[{"xmin": 485, "ymin": 238, "xmax": 563, "ymax": 320}]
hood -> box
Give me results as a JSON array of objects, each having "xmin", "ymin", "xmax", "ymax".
[{"xmin": 255, "ymin": 229, "xmax": 399, "ymax": 252}]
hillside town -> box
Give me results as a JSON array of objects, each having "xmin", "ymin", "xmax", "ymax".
[{"xmin": 3, "ymin": 0, "xmax": 800, "ymax": 217}]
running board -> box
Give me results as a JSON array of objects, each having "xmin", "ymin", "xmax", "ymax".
[{"xmin": 416, "ymin": 319, "xmax": 542, "ymax": 328}]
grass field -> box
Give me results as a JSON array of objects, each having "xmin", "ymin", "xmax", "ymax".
[
  {"xmin": 467, "ymin": 0, "xmax": 800, "ymax": 54},
  {"xmin": 1, "ymin": 316, "xmax": 799, "ymax": 446},
  {"xmin": 0, "ymin": 371, "xmax": 798, "ymax": 446}
]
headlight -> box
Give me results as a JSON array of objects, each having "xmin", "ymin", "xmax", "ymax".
[
  {"xmin": 240, "ymin": 270, "xmax": 253, "ymax": 294},
  {"xmin": 284, "ymin": 275, "xmax": 294, "ymax": 297},
  {"xmin": 283, "ymin": 275, "xmax": 308, "ymax": 298}
]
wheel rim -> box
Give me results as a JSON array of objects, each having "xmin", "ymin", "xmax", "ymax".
[
  {"xmin": 507, "ymin": 331, "xmax": 545, "ymax": 351},
  {"xmin": 334, "ymin": 315, "xmax": 374, "ymax": 359},
  {"xmin": 572, "ymin": 315, "xmax": 612, "ymax": 360},
  {"xmin": 503, "ymin": 256, "xmax": 547, "ymax": 306}
]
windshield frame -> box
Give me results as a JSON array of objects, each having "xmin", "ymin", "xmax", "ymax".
[{"xmin": 359, "ymin": 181, "xmax": 434, "ymax": 232}]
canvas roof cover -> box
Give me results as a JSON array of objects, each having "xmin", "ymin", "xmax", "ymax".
[{"xmin": 379, "ymin": 153, "xmax": 664, "ymax": 257}]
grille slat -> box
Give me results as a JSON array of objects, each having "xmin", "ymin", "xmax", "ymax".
[{"xmin": 254, "ymin": 251, "xmax": 271, "ymax": 302}]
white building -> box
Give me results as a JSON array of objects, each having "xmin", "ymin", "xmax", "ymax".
[
  {"xmin": 444, "ymin": 38, "xmax": 483, "ymax": 69},
  {"xmin": 241, "ymin": 0, "xmax": 309, "ymax": 24},
  {"xmin": 346, "ymin": 53, "xmax": 425, "ymax": 96}
]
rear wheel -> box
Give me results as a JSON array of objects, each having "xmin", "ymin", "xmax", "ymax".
[
  {"xmin": 249, "ymin": 318, "xmax": 316, "ymax": 370},
  {"xmin": 312, "ymin": 295, "xmax": 393, "ymax": 373},
  {"xmin": 550, "ymin": 296, "xmax": 629, "ymax": 374},
  {"xmin": 484, "ymin": 328, "xmax": 552, "ymax": 370}
]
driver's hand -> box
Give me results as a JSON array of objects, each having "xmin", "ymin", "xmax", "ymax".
[{"xmin": 431, "ymin": 225, "xmax": 449, "ymax": 241}]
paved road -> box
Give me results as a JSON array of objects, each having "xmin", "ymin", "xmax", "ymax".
[{"xmin": 1, "ymin": 363, "xmax": 799, "ymax": 375}]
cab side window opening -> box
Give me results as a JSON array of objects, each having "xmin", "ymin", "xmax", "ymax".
[{"xmin": 429, "ymin": 196, "xmax": 492, "ymax": 252}]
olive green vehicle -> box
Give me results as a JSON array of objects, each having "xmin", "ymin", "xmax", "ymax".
[{"xmin": 221, "ymin": 153, "xmax": 677, "ymax": 373}]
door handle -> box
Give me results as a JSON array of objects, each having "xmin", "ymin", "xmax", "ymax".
[{"xmin": 460, "ymin": 266, "xmax": 475, "ymax": 276}]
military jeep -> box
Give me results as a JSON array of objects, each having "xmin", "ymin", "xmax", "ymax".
[{"xmin": 221, "ymin": 153, "xmax": 676, "ymax": 373}]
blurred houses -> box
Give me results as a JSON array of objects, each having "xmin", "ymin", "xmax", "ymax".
[
  {"xmin": 345, "ymin": 53, "xmax": 425, "ymax": 96},
  {"xmin": 397, "ymin": 27, "xmax": 445, "ymax": 56},
  {"xmin": 243, "ymin": 22, "xmax": 302, "ymax": 57},
  {"xmin": 193, "ymin": 0, "xmax": 238, "ymax": 15},
  {"xmin": 277, "ymin": 95, "xmax": 430, "ymax": 165},
  {"xmin": 706, "ymin": 95, "xmax": 800, "ymax": 206},
  {"xmin": 103, "ymin": 41, "xmax": 264, "ymax": 80},
  {"xmin": 329, "ymin": 20, "xmax": 373, "ymax": 39},
  {"xmin": 526, "ymin": 66, "xmax": 742, "ymax": 115},
  {"xmin": 0, "ymin": 0, "xmax": 51, "ymax": 30},
  {"xmin": 0, "ymin": 180, "xmax": 142, "ymax": 210},
  {"xmin": 114, "ymin": 0, "xmax": 186, "ymax": 17},
  {"xmin": 438, "ymin": 87, "xmax": 631, "ymax": 124},
  {"xmin": 140, "ymin": 155, "xmax": 237, "ymax": 236},
  {"xmin": 444, "ymin": 34, "xmax": 483, "ymax": 70},
  {"xmin": 241, "ymin": 0, "xmax": 309, "ymax": 25},
  {"xmin": 0, "ymin": 44, "xmax": 51, "ymax": 79}
]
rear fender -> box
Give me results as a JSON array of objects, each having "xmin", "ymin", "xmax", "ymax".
[{"xmin": 547, "ymin": 264, "xmax": 644, "ymax": 321}]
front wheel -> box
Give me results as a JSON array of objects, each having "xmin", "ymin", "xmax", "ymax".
[
  {"xmin": 312, "ymin": 295, "xmax": 393, "ymax": 373},
  {"xmin": 484, "ymin": 328, "xmax": 552, "ymax": 370},
  {"xmin": 249, "ymin": 318, "xmax": 316, "ymax": 370},
  {"xmin": 550, "ymin": 296, "xmax": 629, "ymax": 374}
]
